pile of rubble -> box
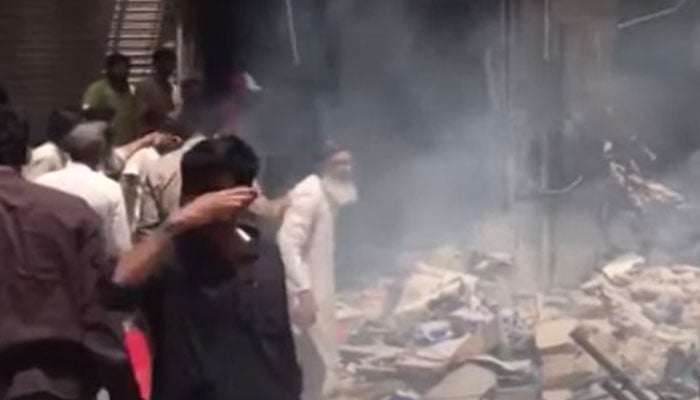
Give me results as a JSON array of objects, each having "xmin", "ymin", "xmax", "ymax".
[
  {"xmin": 537, "ymin": 254, "xmax": 700, "ymax": 395},
  {"xmin": 334, "ymin": 246, "xmax": 534, "ymax": 400},
  {"xmin": 335, "ymin": 248, "xmax": 700, "ymax": 400}
]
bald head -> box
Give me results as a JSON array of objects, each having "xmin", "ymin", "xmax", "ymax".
[{"xmin": 64, "ymin": 121, "xmax": 109, "ymax": 168}]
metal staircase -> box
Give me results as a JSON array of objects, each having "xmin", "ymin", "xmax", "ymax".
[{"xmin": 106, "ymin": 0, "xmax": 166, "ymax": 83}]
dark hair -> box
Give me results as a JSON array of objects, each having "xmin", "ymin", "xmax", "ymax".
[
  {"xmin": 196, "ymin": 106, "xmax": 227, "ymax": 137},
  {"xmin": 160, "ymin": 117, "xmax": 188, "ymax": 138},
  {"xmin": 47, "ymin": 107, "xmax": 82, "ymax": 144},
  {"xmin": 153, "ymin": 48, "xmax": 176, "ymax": 65},
  {"xmin": 105, "ymin": 53, "xmax": 131, "ymax": 70},
  {"xmin": 0, "ymin": 85, "xmax": 9, "ymax": 106},
  {"xmin": 181, "ymin": 77, "xmax": 202, "ymax": 105},
  {"xmin": 0, "ymin": 108, "xmax": 29, "ymax": 166},
  {"xmin": 140, "ymin": 108, "xmax": 163, "ymax": 133},
  {"xmin": 83, "ymin": 105, "xmax": 115, "ymax": 123},
  {"xmin": 181, "ymin": 136, "xmax": 259, "ymax": 196}
]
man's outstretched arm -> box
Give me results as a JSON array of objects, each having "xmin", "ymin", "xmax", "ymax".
[{"xmin": 113, "ymin": 187, "xmax": 257, "ymax": 287}]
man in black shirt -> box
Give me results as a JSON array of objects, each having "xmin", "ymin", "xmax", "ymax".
[{"xmin": 109, "ymin": 136, "xmax": 301, "ymax": 400}]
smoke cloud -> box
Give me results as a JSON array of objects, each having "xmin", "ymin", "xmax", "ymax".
[
  {"xmin": 315, "ymin": 1, "xmax": 510, "ymax": 287},
  {"xmin": 316, "ymin": 0, "xmax": 700, "ymax": 290}
]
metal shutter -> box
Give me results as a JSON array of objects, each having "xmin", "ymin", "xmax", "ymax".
[{"xmin": 0, "ymin": 0, "xmax": 115, "ymax": 143}]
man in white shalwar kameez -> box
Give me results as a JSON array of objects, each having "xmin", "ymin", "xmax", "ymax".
[{"xmin": 278, "ymin": 144, "xmax": 357, "ymax": 400}]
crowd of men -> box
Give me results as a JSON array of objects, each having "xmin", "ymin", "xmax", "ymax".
[{"xmin": 0, "ymin": 48, "xmax": 358, "ymax": 400}]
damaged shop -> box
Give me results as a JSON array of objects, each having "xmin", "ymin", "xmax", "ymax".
[
  {"xmin": 323, "ymin": 0, "xmax": 700, "ymax": 399},
  {"xmin": 175, "ymin": 0, "xmax": 700, "ymax": 398}
]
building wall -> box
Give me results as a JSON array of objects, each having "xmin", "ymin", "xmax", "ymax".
[{"xmin": 0, "ymin": 0, "xmax": 114, "ymax": 143}]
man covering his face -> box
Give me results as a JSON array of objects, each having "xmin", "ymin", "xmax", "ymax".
[{"xmin": 108, "ymin": 136, "xmax": 301, "ymax": 400}]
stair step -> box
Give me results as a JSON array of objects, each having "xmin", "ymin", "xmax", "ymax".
[
  {"xmin": 107, "ymin": 40, "xmax": 158, "ymax": 48},
  {"xmin": 107, "ymin": 37, "xmax": 157, "ymax": 44},
  {"xmin": 108, "ymin": 38, "xmax": 158, "ymax": 46},
  {"xmin": 115, "ymin": 21, "xmax": 161, "ymax": 30},
  {"xmin": 111, "ymin": 17, "xmax": 161, "ymax": 25},
  {"xmin": 109, "ymin": 28, "xmax": 159, "ymax": 34},
  {"xmin": 108, "ymin": 40, "xmax": 158, "ymax": 48},
  {"xmin": 115, "ymin": 15, "xmax": 161, "ymax": 23},
  {"xmin": 120, "ymin": 13, "xmax": 161, "ymax": 21},
  {"xmin": 117, "ymin": 51, "xmax": 154, "ymax": 57},
  {"xmin": 108, "ymin": 33, "xmax": 157, "ymax": 40},
  {"xmin": 105, "ymin": 49, "xmax": 153, "ymax": 57},
  {"xmin": 106, "ymin": 46, "xmax": 154, "ymax": 53},
  {"xmin": 114, "ymin": 4, "xmax": 161, "ymax": 11},
  {"xmin": 114, "ymin": 7, "xmax": 161, "ymax": 14},
  {"xmin": 112, "ymin": 46, "xmax": 155, "ymax": 53},
  {"xmin": 121, "ymin": 0, "xmax": 163, "ymax": 3},
  {"xmin": 115, "ymin": 0, "xmax": 162, "ymax": 4}
]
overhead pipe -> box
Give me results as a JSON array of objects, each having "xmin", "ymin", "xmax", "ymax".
[
  {"xmin": 284, "ymin": 0, "xmax": 301, "ymax": 66},
  {"xmin": 176, "ymin": 9, "xmax": 184, "ymax": 82},
  {"xmin": 543, "ymin": 0, "xmax": 552, "ymax": 62},
  {"xmin": 500, "ymin": 0, "xmax": 515, "ymax": 211},
  {"xmin": 617, "ymin": 0, "xmax": 690, "ymax": 30}
]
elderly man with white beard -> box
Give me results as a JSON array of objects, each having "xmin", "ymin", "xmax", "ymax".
[{"xmin": 278, "ymin": 143, "xmax": 358, "ymax": 400}]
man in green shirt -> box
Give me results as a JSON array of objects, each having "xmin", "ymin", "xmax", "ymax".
[{"xmin": 83, "ymin": 53, "xmax": 138, "ymax": 146}]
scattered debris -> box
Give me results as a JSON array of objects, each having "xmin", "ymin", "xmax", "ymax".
[
  {"xmin": 423, "ymin": 364, "xmax": 497, "ymax": 400},
  {"xmin": 600, "ymin": 253, "xmax": 644, "ymax": 284},
  {"xmin": 535, "ymin": 319, "xmax": 579, "ymax": 355},
  {"xmin": 335, "ymin": 247, "xmax": 700, "ymax": 399}
]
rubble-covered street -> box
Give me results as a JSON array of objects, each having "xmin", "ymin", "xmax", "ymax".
[{"xmin": 333, "ymin": 248, "xmax": 700, "ymax": 400}]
